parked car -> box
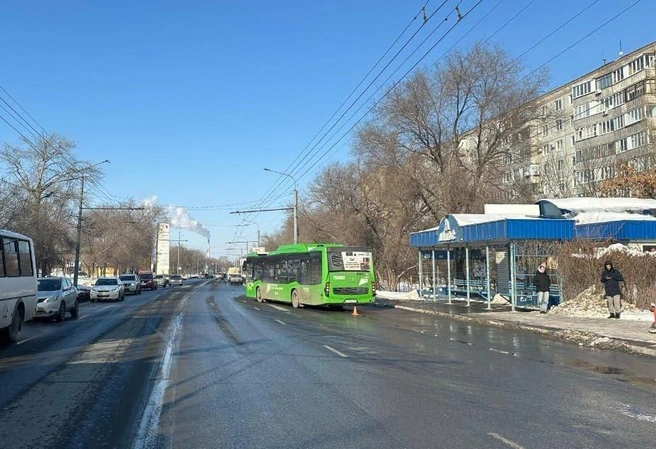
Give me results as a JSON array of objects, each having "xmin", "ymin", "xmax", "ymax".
[
  {"xmin": 139, "ymin": 272, "xmax": 157, "ymax": 290},
  {"xmin": 35, "ymin": 277, "xmax": 79, "ymax": 322},
  {"xmin": 119, "ymin": 274, "xmax": 141, "ymax": 295},
  {"xmin": 169, "ymin": 274, "xmax": 183, "ymax": 286},
  {"xmin": 76, "ymin": 284, "xmax": 91, "ymax": 302},
  {"xmin": 154, "ymin": 274, "xmax": 170, "ymax": 288},
  {"xmin": 90, "ymin": 277, "xmax": 125, "ymax": 302}
]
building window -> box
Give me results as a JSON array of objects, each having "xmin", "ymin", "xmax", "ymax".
[
  {"xmin": 572, "ymin": 80, "xmax": 592, "ymax": 99},
  {"xmin": 555, "ymin": 99, "xmax": 562, "ymax": 111},
  {"xmin": 556, "ymin": 139, "xmax": 562, "ymax": 150},
  {"xmin": 612, "ymin": 67, "xmax": 624, "ymax": 83},
  {"xmin": 542, "ymin": 125, "xmax": 548, "ymax": 137},
  {"xmin": 597, "ymin": 73, "xmax": 612, "ymax": 90},
  {"xmin": 556, "ymin": 119, "xmax": 563, "ymax": 131}
]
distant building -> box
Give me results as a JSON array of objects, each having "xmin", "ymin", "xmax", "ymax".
[{"xmin": 502, "ymin": 41, "xmax": 656, "ymax": 198}]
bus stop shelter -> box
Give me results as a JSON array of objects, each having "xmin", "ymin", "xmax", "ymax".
[{"xmin": 410, "ymin": 214, "xmax": 575, "ymax": 311}]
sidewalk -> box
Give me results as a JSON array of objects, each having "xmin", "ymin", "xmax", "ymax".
[{"xmin": 375, "ymin": 295, "xmax": 656, "ymax": 358}]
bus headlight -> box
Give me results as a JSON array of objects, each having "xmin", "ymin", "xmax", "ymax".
[{"xmin": 324, "ymin": 282, "xmax": 330, "ymax": 297}]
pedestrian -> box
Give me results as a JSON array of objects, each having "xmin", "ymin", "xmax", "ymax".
[
  {"xmin": 533, "ymin": 263, "xmax": 551, "ymax": 313},
  {"xmin": 601, "ymin": 260, "xmax": 624, "ymax": 319}
]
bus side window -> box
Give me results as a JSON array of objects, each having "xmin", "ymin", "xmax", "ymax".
[
  {"xmin": 308, "ymin": 259, "xmax": 321, "ymax": 285},
  {"xmin": 0, "ymin": 237, "xmax": 5, "ymax": 277},
  {"xmin": 18, "ymin": 240, "xmax": 33, "ymax": 277},
  {"xmin": 3, "ymin": 238, "xmax": 19, "ymax": 277}
]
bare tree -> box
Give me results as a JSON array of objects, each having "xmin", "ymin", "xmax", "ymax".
[
  {"xmin": 0, "ymin": 134, "xmax": 104, "ymax": 275},
  {"xmin": 358, "ymin": 42, "xmax": 549, "ymax": 219}
]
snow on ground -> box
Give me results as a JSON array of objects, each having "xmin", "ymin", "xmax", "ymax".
[
  {"xmin": 549, "ymin": 284, "xmax": 654, "ymax": 321},
  {"xmin": 377, "ymin": 288, "xmax": 655, "ymax": 322},
  {"xmin": 376, "ymin": 290, "xmax": 420, "ymax": 300}
]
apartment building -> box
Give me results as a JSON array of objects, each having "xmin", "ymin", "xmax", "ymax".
[{"xmin": 505, "ymin": 41, "xmax": 656, "ymax": 197}]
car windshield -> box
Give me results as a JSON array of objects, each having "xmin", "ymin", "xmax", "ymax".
[
  {"xmin": 38, "ymin": 279, "xmax": 62, "ymax": 291},
  {"xmin": 96, "ymin": 278, "xmax": 118, "ymax": 286},
  {"xmin": 171, "ymin": 275, "xmax": 181, "ymax": 279},
  {"xmin": 120, "ymin": 276, "xmax": 136, "ymax": 281},
  {"xmin": 141, "ymin": 274, "xmax": 153, "ymax": 280},
  {"xmin": 155, "ymin": 275, "xmax": 163, "ymax": 279}
]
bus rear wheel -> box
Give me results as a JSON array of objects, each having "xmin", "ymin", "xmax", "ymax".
[
  {"xmin": 256, "ymin": 287, "xmax": 264, "ymax": 303},
  {"xmin": 291, "ymin": 290, "xmax": 300, "ymax": 308}
]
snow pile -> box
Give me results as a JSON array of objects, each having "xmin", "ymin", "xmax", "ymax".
[
  {"xmin": 596, "ymin": 243, "xmax": 656, "ymax": 258},
  {"xmin": 571, "ymin": 243, "xmax": 656, "ymax": 259},
  {"xmin": 376, "ymin": 290, "xmax": 420, "ymax": 300},
  {"xmin": 549, "ymin": 284, "xmax": 652, "ymax": 320}
]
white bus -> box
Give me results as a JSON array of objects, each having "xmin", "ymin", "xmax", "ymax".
[{"xmin": 0, "ymin": 230, "xmax": 37, "ymax": 343}]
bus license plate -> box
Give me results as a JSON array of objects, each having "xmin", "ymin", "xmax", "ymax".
[{"xmin": 344, "ymin": 299, "xmax": 357, "ymax": 304}]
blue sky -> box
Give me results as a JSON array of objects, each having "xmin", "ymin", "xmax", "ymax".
[{"xmin": 1, "ymin": 0, "xmax": 654, "ymax": 258}]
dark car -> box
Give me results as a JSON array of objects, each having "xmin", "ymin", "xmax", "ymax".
[{"xmin": 139, "ymin": 272, "xmax": 158, "ymax": 290}]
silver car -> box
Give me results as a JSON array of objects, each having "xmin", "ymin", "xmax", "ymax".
[
  {"xmin": 119, "ymin": 274, "xmax": 142, "ymax": 295},
  {"xmin": 90, "ymin": 277, "xmax": 125, "ymax": 302},
  {"xmin": 35, "ymin": 277, "xmax": 79, "ymax": 322}
]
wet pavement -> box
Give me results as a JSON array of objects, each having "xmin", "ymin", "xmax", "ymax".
[{"xmin": 375, "ymin": 298, "xmax": 656, "ymax": 358}]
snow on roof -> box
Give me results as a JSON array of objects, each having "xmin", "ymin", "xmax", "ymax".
[
  {"xmin": 540, "ymin": 197, "xmax": 656, "ymax": 215},
  {"xmin": 450, "ymin": 214, "xmax": 542, "ymax": 226},
  {"xmin": 574, "ymin": 211, "xmax": 656, "ymax": 224}
]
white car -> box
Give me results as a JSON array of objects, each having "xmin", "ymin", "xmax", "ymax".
[
  {"xmin": 35, "ymin": 277, "xmax": 79, "ymax": 322},
  {"xmin": 90, "ymin": 277, "xmax": 125, "ymax": 302}
]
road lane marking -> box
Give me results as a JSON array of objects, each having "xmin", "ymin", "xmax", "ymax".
[
  {"xmin": 275, "ymin": 319, "xmax": 286, "ymax": 325},
  {"xmin": 487, "ymin": 433, "xmax": 525, "ymax": 449},
  {"xmin": 253, "ymin": 307, "xmax": 260, "ymax": 310},
  {"xmin": 16, "ymin": 336, "xmax": 36, "ymax": 345},
  {"xmin": 618, "ymin": 404, "xmax": 656, "ymax": 422},
  {"xmin": 133, "ymin": 301, "xmax": 186, "ymax": 449},
  {"xmin": 323, "ymin": 345, "xmax": 348, "ymax": 358},
  {"xmin": 268, "ymin": 304, "xmax": 288, "ymax": 312}
]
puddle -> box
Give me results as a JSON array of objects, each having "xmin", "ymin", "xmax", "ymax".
[{"xmin": 566, "ymin": 358, "xmax": 656, "ymax": 391}]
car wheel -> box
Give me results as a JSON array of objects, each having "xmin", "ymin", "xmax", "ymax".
[
  {"xmin": 56, "ymin": 302, "xmax": 66, "ymax": 322},
  {"xmin": 291, "ymin": 290, "xmax": 301, "ymax": 308},
  {"xmin": 71, "ymin": 300, "xmax": 79, "ymax": 319},
  {"xmin": 256, "ymin": 287, "xmax": 264, "ymax": 303}
]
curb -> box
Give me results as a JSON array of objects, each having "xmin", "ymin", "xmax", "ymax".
[{"xmin": 394, "ymin": 305, "xmax": 656, "ymax": 358}]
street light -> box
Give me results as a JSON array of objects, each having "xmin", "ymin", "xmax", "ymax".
[
  {"xmin": 263, "ymin": 168, "xmax": 298, "ymax": 244},
  {"xmin": 73, "ymin": 159, "xmax": 110, "ymax": 287},
  {"xmin": 236, "ymin": 220, "xmax": 261, "ymax": 247}
]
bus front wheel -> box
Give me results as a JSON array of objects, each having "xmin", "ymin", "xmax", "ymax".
[
  {"xmin": 256, "ymin": 287, "xmax": 264, "ymax": 303},
  {"xmin": 291, "ymin": 290, "xmax": 300, "ymax": 309}
]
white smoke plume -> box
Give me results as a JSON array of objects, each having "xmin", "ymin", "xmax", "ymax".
[{"xmin": 168, "ymin": 206, "xmax": 211, "ymax": 238}]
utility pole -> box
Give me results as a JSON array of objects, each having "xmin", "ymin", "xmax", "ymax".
[
  {"xmin": 263, "ymin": 168, "xmax": 298, "ymax": 244},
  {"xmin": 73, "ymin": 159, "xmax": 110, "ymax": 287},
  {"xmin": 169, "ymin": 231, "xmax": 188, "ymax": 275},
  {"xmin": 73, "ymin": 176, "xmax": 85, "ymax": 288}
]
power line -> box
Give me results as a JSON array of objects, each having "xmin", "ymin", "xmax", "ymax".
[
  {"xmin": 253, "ymin": 1, "xmax": 455, "ymax": 214},
  {"xmin": 293, "ymin": 1, "xmax": 485, "ymax": 184}
]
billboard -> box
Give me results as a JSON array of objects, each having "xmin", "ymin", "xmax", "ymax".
[{"xmin": 156, "ymin": 223, "xmax": 170, "ymax": 275}]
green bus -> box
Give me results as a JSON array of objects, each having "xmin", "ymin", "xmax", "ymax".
[{"xmin": 243, "ymin": 243, "xmax": 376, "ymax": 308}]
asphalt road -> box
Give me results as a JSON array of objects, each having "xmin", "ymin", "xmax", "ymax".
[{"xmin": 1, "ymin": 280, "xmax": 655, "ymax": 449}]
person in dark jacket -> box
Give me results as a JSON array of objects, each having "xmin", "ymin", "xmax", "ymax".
[
  {"xmin": 601, "ymin": 260, "xmax": 624, "ymax": 319},
  {"xmin": 533, "ymin": 263, "xmax": 551, "ymax": 313}
]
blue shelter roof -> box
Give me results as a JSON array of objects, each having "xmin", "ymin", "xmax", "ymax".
[
  {"xmin": 410, "ymin": 214, "xmax": 574, "ymax": 248},
  {"xmin": 576, "ymin": 219, "xmax": 656, "ymax": 241}
]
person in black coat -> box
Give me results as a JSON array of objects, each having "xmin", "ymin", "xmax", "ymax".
[
  {"xmin": 533, "ymin": 263, "xmax": 551, "ymax": 313},
  {"xmin": 601, "ymin": 260, "xmax": 624, "ymax": 319}
]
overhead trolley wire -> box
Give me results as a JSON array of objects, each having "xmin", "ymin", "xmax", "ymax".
[
  {"xmin": 253, "ymin": 0, "xmax": 454, "ymax": 215},
  {"xmin": 292, "ymin": 1, "xmax": 485, "ymax": 184}
]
